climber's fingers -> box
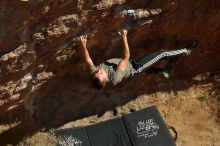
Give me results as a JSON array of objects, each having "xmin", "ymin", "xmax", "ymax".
[
  {"xmin": 79, "ymin": 36, "xmax": 88, "ymax": 47},
  {"xmin": 118, "ymin": 29, "xmax": 128, "ymax": 38},
  {"xmin": 122, "ymin": 29, "xmax": 128, "ymax": 35},
  {"xmin": 79, "ymin": 36, "xmax": 87, "ymax": 41}
]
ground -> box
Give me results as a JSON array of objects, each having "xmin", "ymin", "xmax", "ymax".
[{"xmin": 17, "ymin": 73, "xmax": 220, "ymax": 146}]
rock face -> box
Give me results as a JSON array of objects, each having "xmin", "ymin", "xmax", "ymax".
[{"xmin": 0, "ymin": 0, "xmax": 220, "ymax": 145}]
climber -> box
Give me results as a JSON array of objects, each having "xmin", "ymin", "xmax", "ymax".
[{"xmin": 79, "ymin": 29, "xmax": 197, "ymax": 89}]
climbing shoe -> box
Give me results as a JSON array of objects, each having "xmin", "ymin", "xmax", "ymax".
[{"xmin": 185, "ymin": 41, "xmax": 198, "ymax": 55}]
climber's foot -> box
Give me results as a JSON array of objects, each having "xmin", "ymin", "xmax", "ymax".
[{"xmin": 185, "ymin": 41, "xmax": 198, "ymax": 55}]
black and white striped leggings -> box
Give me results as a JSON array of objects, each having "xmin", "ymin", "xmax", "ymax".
[{"xmin": 130, "ymin": 48, "xmax": 189, "ymax": 75}]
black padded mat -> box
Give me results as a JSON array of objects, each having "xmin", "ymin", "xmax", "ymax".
[
  {"xmin": 86, "ymin": 117, "xmax": 132, "ymax": 146},
  {"xmin": 122, "ymin": 106, "xmax": 176, "ymax": 146},
  {"xmin": 54, "ymin": 127, "xmax": 91, "ymax": 146}
]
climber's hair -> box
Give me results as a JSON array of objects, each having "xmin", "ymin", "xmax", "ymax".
[{"xmin": 91, "ymin": 74, "xmax": 107, "ymax": 90}]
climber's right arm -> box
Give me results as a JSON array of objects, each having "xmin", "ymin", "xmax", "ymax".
[{"xmin": 79, "ymin": 36, "xmax": 94, "ymax": 68}]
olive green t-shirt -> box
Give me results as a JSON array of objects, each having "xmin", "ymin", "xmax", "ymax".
[{"xmin": 90, "ymin": 58, "xmax": 133, "ymax": 86}]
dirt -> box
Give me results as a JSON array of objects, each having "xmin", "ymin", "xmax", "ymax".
[
  {"xmin": 17, "ymin": 74, "xmax": 220, "ymax": 146},
  {"xmin": 0, "ymin": 0, "xmax": 220, "ymax": 145},
  {"xmin": 57, "ymin": 77, "xmax": 220, "ymax": 146}
]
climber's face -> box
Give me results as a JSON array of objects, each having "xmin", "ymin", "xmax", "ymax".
[{"xmin": 94, "ymin": 68, "xmax": 108, "ymax": 82}]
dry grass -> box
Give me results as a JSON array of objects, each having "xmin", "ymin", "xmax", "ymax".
[{"xmin": 17, "ymin": 132, "xmax": 59, "ymax": 146}]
